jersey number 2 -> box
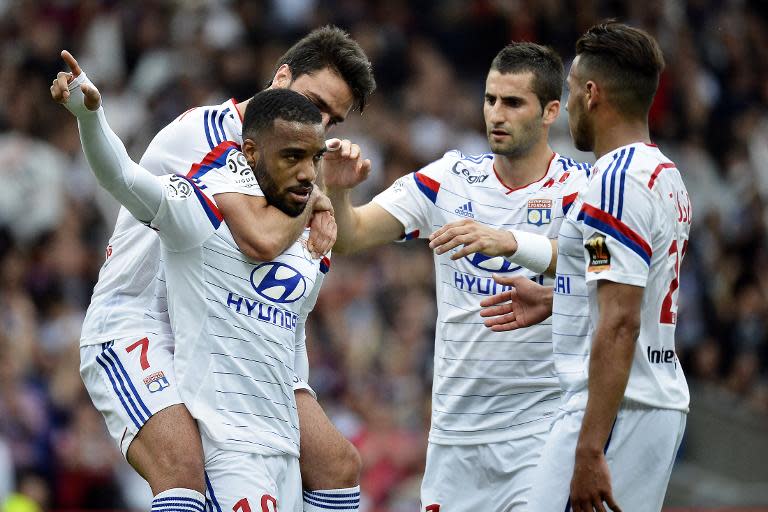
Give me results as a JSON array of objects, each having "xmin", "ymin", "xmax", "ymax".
[{"xmin": 660, "ymin": 240, "xmax": 686, "ymax": 324}]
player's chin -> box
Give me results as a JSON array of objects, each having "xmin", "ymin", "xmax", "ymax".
[
  {"xmin": 279, "ymin": 198, "xmax": 308, "ymax": 218},
  {"xmin": 488, "ymin": 140, "xmax": 520, "ymax": 157},
  {"xmin": 572, "ymin": 133, "xmax": 593, "ymax": 153}
]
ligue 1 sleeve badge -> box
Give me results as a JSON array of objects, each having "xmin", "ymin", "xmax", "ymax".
[{"xmin": 527, "ymin": 199, "xmax": 552, "ymax": 226}]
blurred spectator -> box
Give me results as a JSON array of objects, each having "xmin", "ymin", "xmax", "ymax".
[{"xmin": 1, "ymin": 471, "xmax": 48, "ymax": 512}]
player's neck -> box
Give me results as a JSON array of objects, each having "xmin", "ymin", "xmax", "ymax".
[
  {"xmin": 236, "ymin": 99, "xmax": 250, "ymax": 120},
  {"xmin": 493, "ymin": 140, "xmax": 555, "ymax": 190},
  {"xmin": 593, "ymin": 114, "xmax": 650, "ymax": 160}
]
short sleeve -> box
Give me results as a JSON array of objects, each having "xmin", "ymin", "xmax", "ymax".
[
  {"xmin": 150, "ymin": 174, "xmax": 220, "ymax": 252},
  {"xmin": 580, "ymin": 173, "xmax": 655, "ymax": 287},
  {"xmin": 371, "ymin": 156, "xmax": 448, "ymax": 240},
  {"xmin": 197, "ymin": 148, "xmax": 265, "ymax": 198},
  {"xmin": 559, "ymin": 165, "xmax": 592, "ymax": 217}
]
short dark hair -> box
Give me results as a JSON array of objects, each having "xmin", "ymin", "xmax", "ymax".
[
  {"xmin": 490, "ymin": 42, "xmax": 564, "ymax": 110},
  {"xmin": 273, "ymin": 25, "xmax": 376, "ymax": 113},
  {"xmin": 575, "ymin": 22, "xmax": 665, "ymax": 118},
  {"xmin": 242, "ymin": 88, "xmax": 322, "ymax": 139}
]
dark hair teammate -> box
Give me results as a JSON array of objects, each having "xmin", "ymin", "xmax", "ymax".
[{"xmin": 53, "ymin": 25, "xmax": 375, "ymax": 512}]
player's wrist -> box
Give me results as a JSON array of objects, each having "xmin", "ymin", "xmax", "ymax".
[
  {"xmin": 505, "ymin": 230, "xmax": 552, "ymax": 274},
  {"xmin": 324, "ymin": 184, "xmax": 351, "ymax": 195},
  {"xmin": 64, "ymin": 72, "xmax": 102, "ymax": 117},
  {"xmin": 501, "ymin": 229, "xmax": 519, "ymax": 257},
  {"xmin": 536, "ymin": 283, "xmax": 554, "ymax": 305},
  {"xmin": 323, "ymin": 186, "xmax": 352, "ymax": 207},
  {"xmin": 575, "ymin": 439, "xmax": 604, "ymax": 458}
]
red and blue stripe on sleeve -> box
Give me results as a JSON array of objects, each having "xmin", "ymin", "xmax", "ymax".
[
  {"xmin": 562, "ymin": 192, "xmax": 578, "ymax": 215},
  {"xmin": 580, "ymin": 203, "xmax": 652, "ymax": 265},
  {"xmin": 186, "ymin": 141, "xmax": 240, "ymax": 182},
  {"xmin": 413, "ymin": 172, "xmax": 440, "ymax": 203},
  {"xmin": 178, "ymin": 175, "xmax": 223, "ymax": 228},
  {"xmin": 319, "ymin": 256, "xmax": 331, "ymax": 274}
]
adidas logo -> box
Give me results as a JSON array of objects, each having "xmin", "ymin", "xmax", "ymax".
[{"xmin": 454, "ymin": 201, "xmax": 474, "ymax": 218}]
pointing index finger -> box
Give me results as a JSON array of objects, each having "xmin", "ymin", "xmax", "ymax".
[{"xmin": 60, "ymin": 50, "xmax": 82, "ymax": 76}]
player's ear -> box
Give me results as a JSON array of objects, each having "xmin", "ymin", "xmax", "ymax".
[
  {"xmin": 542, "ymin": 99, "xmax": 560, "ymax": 126},
  {"xmin": 242, "ymin": 138, "xmax": 260, "ymax": 168},
  {"xmin": 585, "ymin": 80, "xmax": 599, "ymax": 110},
  {"xmin": 271, "ymin": 64, "xmax": 292, "ymax": 90}
]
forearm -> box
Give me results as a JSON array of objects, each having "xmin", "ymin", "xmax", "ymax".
[
  {"xmin": 217, "ymin": 194, "xmax": 312, "ymax": 261},
  {"xmin": 577, "ymin": 323, "xmax": 636, "ymax": 454},
  {"xmin": 76, "ymin": 107, "xmax": 162, "ymax": 221},
  {"xmin": 325, "ymin": 188, "xmax": 364, "ymax": 254},
  {"xmin": 246, "ymin": 203, "xmax": 310, "ymax": 258}
]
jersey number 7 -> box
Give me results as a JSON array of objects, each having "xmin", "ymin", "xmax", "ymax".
[{"xmin": 126, "ymin": 337, "xmax": 151, "ymax": 370}]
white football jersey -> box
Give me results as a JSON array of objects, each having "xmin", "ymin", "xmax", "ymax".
[
  {"xmin": 80, "ymin": 99, "xmax": 249, "ymax": 345},
  {"xmin": 150, "ymin": 173, "xmax": 329, "ymax": 457},
  {"xmin": 373, "ymin": 150, "xmax": 590, "ymax": 445},
  {"xmin": 552, "ymin": 143, "xmax": 690, "ymax": 412}
]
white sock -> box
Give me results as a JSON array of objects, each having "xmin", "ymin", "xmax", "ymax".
[
  {"xmin": 152, "ymin": 488, "xmax": 206, "ymax": 512},
  {"xmin": 303, "ymin": 486, "xmax": 361, "ymax": 511}
]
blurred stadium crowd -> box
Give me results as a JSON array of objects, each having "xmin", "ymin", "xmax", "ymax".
[{"xmin": 0, "ymin": 0, "xmax": 767, "ymax": 510}]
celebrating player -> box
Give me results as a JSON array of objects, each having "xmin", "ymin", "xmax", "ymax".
[
  {"xmin": 324, "ymin": 43, "xmax": 590, "ymax": 510},
  {"xmin": 61, "ymin": 61, "xmax": 337, "ymax": 511},
  {"xmin": 52, "ymin": 26, "xmax": 374, "ymax": 512},
  {"xmin": 483, "ymin": 23, "xmax": 691, "ymax": 512}
]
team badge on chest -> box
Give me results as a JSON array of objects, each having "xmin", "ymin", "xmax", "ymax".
[{"xmin": 527, "ymin": 199, "xmax": 552, "ymax": 226}]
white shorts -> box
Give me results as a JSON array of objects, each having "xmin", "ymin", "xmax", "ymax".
[
  {"xmin": 80, "ymin": 335, "xmax": 183, "ymax": 457},
  {"xmin": 202, "ymin": 431, "xmax": 302, "ymax": 512},
  {"xmin": 420, "ymin": 431, "xmax": 548, "ymax": 512},
  {"xmin": 81, "ymin": 334, "xmax": 315, "ymax": 459},
  {"xmin": 528, "ymin": 404, "xmax": 686, "ymax": 512}
]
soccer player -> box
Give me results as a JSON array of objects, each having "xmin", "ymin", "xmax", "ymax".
[
  {"xmin": 52, "ymin": 26, "xmax": 374, "ymax": 512},
  {"xmin": 324, "ymin": 43, "xmax": 590, "ymax": 510},
  {"xmin": 62, "ymin": 63, "xmax": 334, "ymax": 512},
  {"xmin": 482, "ymin": 23, "xmax": 691, "ymax": 512}
]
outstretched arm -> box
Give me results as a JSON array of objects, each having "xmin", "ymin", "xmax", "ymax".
[
  {"xmin": 323, "ymin": 138, "xmax": 404, "ymax": 253},
  {"xmin": 325, "ymin": 189, "xmax": 403, "ymax": 254},
  {"xmin": 54, "ymin": 51, "xmax": 336, "ymax": 259},
  {"xmin": 52, "ymin": 51, "xmax": 164, "ymax": 222}
]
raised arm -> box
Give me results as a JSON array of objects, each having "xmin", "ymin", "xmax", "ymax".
[
  {"xmin": 52, "ymin": 51, "xmax": 162, "ymax": 222},
  {"xmin": 323, "ymin": 138, "xmax": 404, "ymax": 253},
  {"xmin": 324, "ymin": 189, "xmax": 403, "ymax": 254}
]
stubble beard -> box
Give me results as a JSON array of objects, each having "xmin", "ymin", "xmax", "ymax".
[{"xmin": 252, "ymin": 159, "xmax": 307, "ymax": 218}]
